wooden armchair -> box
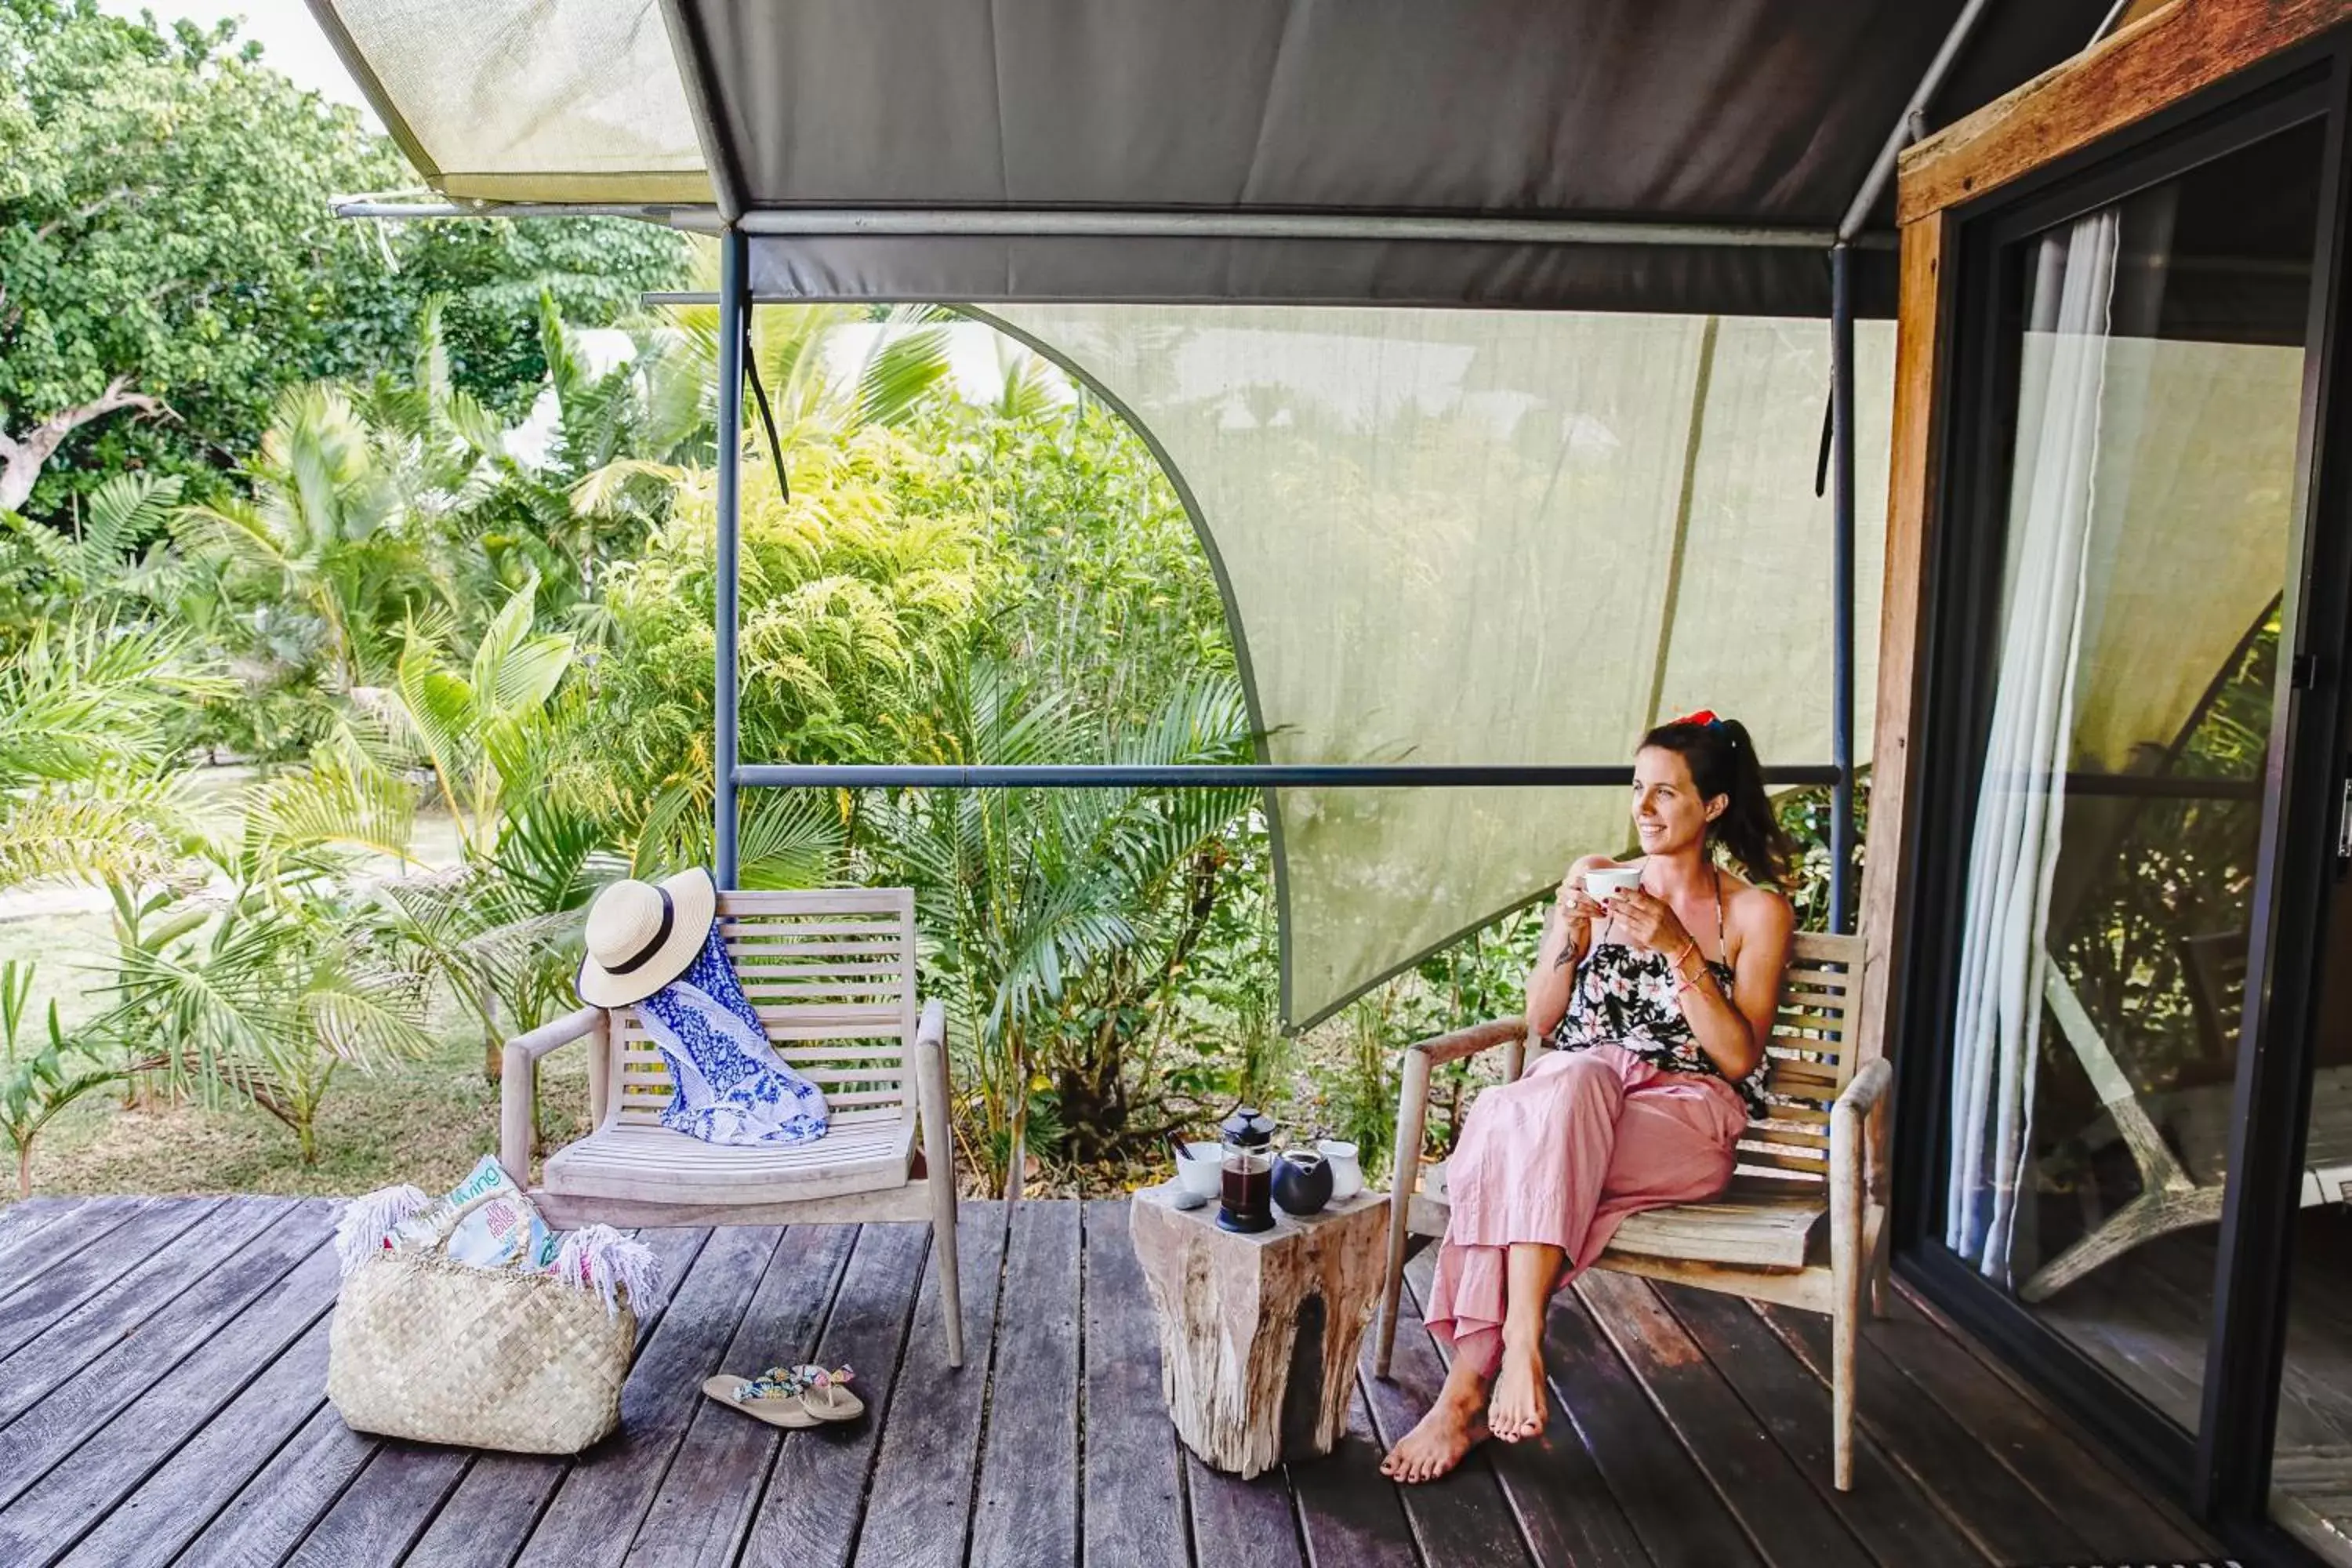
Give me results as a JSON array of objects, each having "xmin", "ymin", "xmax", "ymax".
[
  {"xmin": 1374, "ymin": 930, "xmax": 1888, "ymax": 1488},
  {"xmin": 497, "ymin": 887, "xmax": 963, "ymax": 1366}
]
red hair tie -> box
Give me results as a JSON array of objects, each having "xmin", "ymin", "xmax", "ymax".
[{"xmin": 1669, "ymin": 708, "xmax": 1722, "ymax": 730}]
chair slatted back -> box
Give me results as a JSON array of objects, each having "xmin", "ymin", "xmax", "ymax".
[
  {"xmin": 1738, "ymin": 931, "xmax": 1865, "ymax": 1186},
  {"xmin": 607, "ymin": 888, "xmax": 919, "ymax": 1134}
]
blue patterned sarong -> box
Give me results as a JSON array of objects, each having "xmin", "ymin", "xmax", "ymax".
[{"xmin": 636, "ymin": 927, "xmax": 829, "ymax": 1147}]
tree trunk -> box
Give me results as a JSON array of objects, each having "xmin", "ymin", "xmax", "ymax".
[
  {"xmin": 16, "ymin": 1144, "xmax": 30, "ymax": 1201},
  {"xmin": 0, "ymin": 376, "xmax": 164, "ymax": 514}
]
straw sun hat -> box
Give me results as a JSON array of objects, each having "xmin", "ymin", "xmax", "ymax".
[{"xmin": 576, "ymin": 867, "xmax": 718, "ymax": 1007}]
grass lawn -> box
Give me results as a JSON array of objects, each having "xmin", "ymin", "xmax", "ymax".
[{"xmin": 14, "ymin": 1025, "xmax": 596, "ymax": 1205}]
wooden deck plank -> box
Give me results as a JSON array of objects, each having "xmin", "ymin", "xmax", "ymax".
[
  {"xmin": 1544, "ymin": 1279, "xmax": 1766, "ymax": 1567},
  {"xmin": 514, "ymin": 1224, "xmax": 783, "ymax": 1568},
  {"xmin": 855, "ymin": 1202, "xmax": 1011, "ymax": 1568},
  {"xmin": 48, "ymin": 1315, "xmax": 334, "ymax": 1568},
  {"xmin": 1185, "ymin": 1454, "xmax": 1303, "ymax": 1568},
  {"xmin": 1881, "ymin": 1283, "xmax": 2221, "ymax": 1553},
  {"xmin": 1399, "ymin": 1252, "xmax": 1652, "ymax": 1568},
  {"xmin": 1652, "ymin": 1284, "xmax": 1984, "ymax": 1568},
  {"xmin": 174, "ymin": 1396, "xmax": 377, "ymax": 1564},
  {"xmin": 281, "ymin": 1441, "xmax": 469, "ymax": 1568},
  {"xmin": 0, "ymin": 1240, "xmax": 339, "ymax": 1566},
  {"xmin": 0, "ymin": 1199, "xmax": 140, "ymax": 1308},
  {"xmin": 967, "ymin": 1200, "xmax": 1082, "ymax": 1568},
  {"xmin": 622, "ymin": 1222, "xmax": 859, "ymax": 1568},
  {"xmin": 401, "ymin": 1453, "xmax": 568, "ymax": 1568},
  {"xmin": 736, "ymin": 1221, "xmax": 931, "ymax": 1568},
  {"xmin": 1577, "ymin": 1271, "xmax": 1875, "ymax": 1568},
  {"xmin": 1081, "ymin": 1197, "xmax": 1187, "ymax": 1568},
  {"xmin": 0, "ymin": 1198, "xmax": 281, "ymax": 1396},
  {"xmin": 0, "ymin": 1196, "xmax": 2248, "ymax": 1568},
  {"xmin": 1800, "ymin": 1293, "xmax": 2211, "ymax": 1559},
  {"xmin": 0, "ymin": 1196, "xmax": 230, "ymax": 1364},
  {"xmin": 0, "ymin": 1199, "xmax": 87, "ymax": 1283},
  {"xmin": 400, "ymin": 1227, "xmax": 712, "ymax": 1568},
  {"xmin": 1287, "ymin": 1381, "xmax": 1417, "ymax": 1568},
  {"xmin": 1753, "ymin": 1303, "xmax": 2092, "ymax": 1563},
  {"xmin": 0, "ymin": 1200, "xmax": 334, "ymax": 1510},
  {"xmin": 1359, "ymin": 1269, "xmax": 1534, "ymax": 1568}
]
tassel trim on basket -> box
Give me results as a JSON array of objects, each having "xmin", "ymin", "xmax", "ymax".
[
  {"xmin": 334, "ymin": 1184, "xmax": 430, "ymax": 1277},
  {"xmin": 552, "ymin": 1225, "xmax": 664, "ymax": 1317}
]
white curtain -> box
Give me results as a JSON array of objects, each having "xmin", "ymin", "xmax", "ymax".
[{"xmin": 1946, "ymin": 211, "xmax": 2122, "ymax": 1281}]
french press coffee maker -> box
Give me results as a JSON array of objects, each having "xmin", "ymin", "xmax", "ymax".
[{"xmin": 1216, "ymin": 1106, "xmax": 1279, "ymax": 1232}]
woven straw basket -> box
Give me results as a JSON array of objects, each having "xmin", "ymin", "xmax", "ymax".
[{"xmin": 327, "ymin": 1203, "xmax": 637, "ymax": 1454}]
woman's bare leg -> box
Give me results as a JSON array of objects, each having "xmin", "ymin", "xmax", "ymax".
[
  {"xmin": 1380, "ymin": 1329, "xmax": 1496, "ymax": 1483},
  {"xmin": 1488, "ymin": 1241, "xmax": 1563, "ymax": 1441}
]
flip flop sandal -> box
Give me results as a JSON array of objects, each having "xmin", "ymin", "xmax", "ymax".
[{"xmin": 702, "ymin": 1363, "xmax": 862, "ymax": 1428}]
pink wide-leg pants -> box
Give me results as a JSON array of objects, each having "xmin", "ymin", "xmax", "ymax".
[{"xmin": 1424, "ymin": 1042, "xmax": 1748, "ymax": 1377}]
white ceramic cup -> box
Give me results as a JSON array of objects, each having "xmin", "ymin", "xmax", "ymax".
[
  {"xmin": 1317, "ymin": 1138, "xmax": 1364, "ymax": 1200},
  {"xmin": 1583, "ymin": 866, "xmax": 1643, "ymax": 902},
  {"xmin": 1174, "ymin": 1139, "xmax": 1224, "ymax": 1199}
]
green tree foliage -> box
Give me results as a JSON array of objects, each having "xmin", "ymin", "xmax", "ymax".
[
  {"xmin": 0, "ymin": 0, "xmax": 399, "ymax": 515},
  {"xmin": 585, "ymin": 446, "xmax": 1003, "ymax": 798},
  {"xmin": 0, "ymin": 0, "xmax": 688, "ymax": 523}
]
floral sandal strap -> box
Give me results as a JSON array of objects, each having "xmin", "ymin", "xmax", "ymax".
[{"xmin": 731, "ymin": 1363, "xmax": 853, "ymax": 1403}]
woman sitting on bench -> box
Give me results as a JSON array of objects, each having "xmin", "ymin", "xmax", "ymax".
[{"xmin": 1381, "ymin": 712, "xmax": 1796, "ymax": 1483}]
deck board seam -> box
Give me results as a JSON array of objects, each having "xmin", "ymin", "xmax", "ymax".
[
  {"xmin": 726, "ymin": 1219, "xmax": 861, "ymax": 1566},
  {"xmin": 0, "ymin": 1199, "xmax": 325, "ymax": 1503},
  {"xmin": 1632, "ymin": 1278, "xmax": 1914, "ymax": 1568},
  {"xmin": 1885, "ymin": 1276, "xmax": 2220, "ymax": 1551},
  {"xmin": 1399, "ymin": 1258, "xmax": 1613, "ymax": 1568},
  {"xmin": 0, "ymin": 1197, "xmax": 231, "ymax": 1379},
  {"xmin": 156, "ymin": 1392, "xmax": 336, "ymax": 1567},
  {"xmin": 1572, "ymin": 1275, "xmax": 1828, "ymax": 1568},
  {"xmin": 31, "ymin": 1287, "xmax": 339, "ymax": 1568},
  {"xmin": 827, "ymin": 1220, "xmax": 934, "ymax": 1568},
  {"xmin": 1862, "ymin": 1285, "xmax": 2212, "ymax": 1554},
  {"xmin": 946, "ymin": 1203, "xmax": 1018, "ymax": 1568},
  {"xmin": 0, "ymin": 1199, "xmax": 146, "ymax": 1314},
  {"xmin": 1740, "ymin": 1296, "xmax": 2066, "ymax": 1562},
  {"xmin": 612, "ymin": 1223, "xmax": 791, "ymax": 1565}
]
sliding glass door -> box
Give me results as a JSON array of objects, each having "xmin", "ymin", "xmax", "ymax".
[{"xmin": 1898, "ymin": 66, "xmax": 2352, "ymax": 1552}]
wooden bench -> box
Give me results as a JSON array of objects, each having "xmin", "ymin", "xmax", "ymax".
[
  {"xmin": 498, "ymin": 887, "xmax": 964, "ymax": 1365},
  {"xmin": 1374, "ymin": 929, "xmax": 1889, "ymax": 1489}
]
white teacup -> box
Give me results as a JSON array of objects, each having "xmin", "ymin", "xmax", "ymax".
[
  {"xmin": 1583, "ymin": 866, "xmax": 1643, "ymax": 902},
  {"xmin": 1174, "ymin": 1140, "xmax": 1223, "ymax": 1200}
]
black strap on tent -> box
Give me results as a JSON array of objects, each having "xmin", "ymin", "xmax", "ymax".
[{"xmin": 741, "ymin": 316, "xmax": 790, "ymax": 503}]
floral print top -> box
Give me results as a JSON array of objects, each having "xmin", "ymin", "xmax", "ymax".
[{"xmin": 1548, "ymin": 873, "xmax": 1769, "ymax": 1119}]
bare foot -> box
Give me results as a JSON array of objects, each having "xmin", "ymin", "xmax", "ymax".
[
  {"xmin": 1379, "ymin": 1385, "xmax": 1489, "ymax": 1483},
  {"xmin": 1486, "ymin": 1336, "xmax": 1548, "ymax": 1443}
]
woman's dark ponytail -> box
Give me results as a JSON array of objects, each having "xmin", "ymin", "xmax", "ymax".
[{"xmin": 1637, "ymin": 714, "xmax": 1798, "ymax": 887}]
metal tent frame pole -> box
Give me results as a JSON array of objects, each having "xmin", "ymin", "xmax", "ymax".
[
  {"xmin": 714, "ymin": 229, "xmax": 746, "ymax": 885},
  {"xmin": 1829, "ymin": 244, "xmax": 1860, "ymax": 933}
]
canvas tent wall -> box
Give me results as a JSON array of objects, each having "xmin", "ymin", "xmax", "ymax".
[{"xmin": 308, "ymin": 0, "xmax": 2119, "ymax": 1024}]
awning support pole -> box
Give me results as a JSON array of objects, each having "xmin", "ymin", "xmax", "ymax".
[
  {"xmin": 1829, "ymin": 243, "xmax": 1859, "ymax": 935},
  {"xmin": 715, "ymin": 228, "xmax": 747, "ymax": 887}
]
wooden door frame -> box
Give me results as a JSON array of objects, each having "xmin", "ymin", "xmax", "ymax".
[{"xmin": 1867, "ymin": 2, "xmax": 2352, "ymax": 1558}]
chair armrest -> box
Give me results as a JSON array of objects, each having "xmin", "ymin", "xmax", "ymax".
[
  {"xmin": 1830, "ymin": 1057, "xmax": 1894, "ymax": 1214},
  {"xmin": 915, "ymin": 998, "xmax": 946, "ymax": 1058},
  {"xmin": 500, "ymin": 1006, "xmax": 606, "ymax": 1183},
  {"xmin": 1408, "ymin": 1018, "xmax": 1530, "ymax": 1066}
]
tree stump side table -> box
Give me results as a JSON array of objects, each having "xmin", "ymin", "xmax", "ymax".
[{"xmin": 1129, "ymin": 1185, "xmax": 1390, "ymax": 1479}]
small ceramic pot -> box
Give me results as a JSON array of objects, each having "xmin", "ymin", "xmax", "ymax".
[
  {"xmin": 1316, "ymin": 1138, "xmax": 1363, "ymax": 1201},
  {"xmin": 1271, "ymin": 1149, "xmax": 1334, "ymax": 1216}
]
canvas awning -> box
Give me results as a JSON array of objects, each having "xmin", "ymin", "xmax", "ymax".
[
  {"xmin": 307, "ymin": 0, "xmax": 2114, "ymax": 1024},
  {"xmin": 312, "ymin": 0, "xmax": 2113, "ymax": 314}
]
